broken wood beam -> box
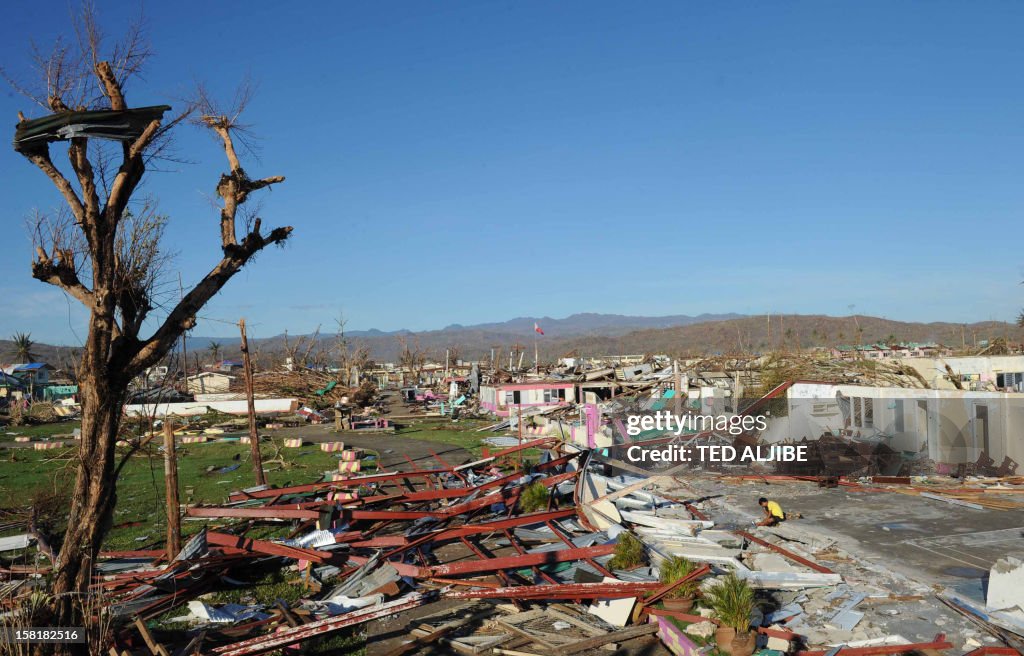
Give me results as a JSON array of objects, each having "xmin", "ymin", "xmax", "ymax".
[
  {"xmin": 444, "ymin": 580, "xmax": 662, "ymax": 599},
  {"xmin": 562, "ymin": 622, "xmax": 659, "ymax": 654}
]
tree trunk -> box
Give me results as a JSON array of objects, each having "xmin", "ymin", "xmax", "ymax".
[{"xmin": 49, "ymin": 371, "xmax": 126, "ymax": 655}]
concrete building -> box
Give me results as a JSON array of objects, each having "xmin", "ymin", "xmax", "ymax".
[
  {"xmin": 762, "ymin": 381, "xmax": 1024, "ymax": 467},
  {"xmin": 479, "ymin": 381, "xmax": 576, "ymax": 417},
  {"xmin": 186, "ymin": 371, "xmax": 236, "ymax": 394},
  {"xmin": 899, "ymin": 355, "xmax": 1024, "ymax": 391}
]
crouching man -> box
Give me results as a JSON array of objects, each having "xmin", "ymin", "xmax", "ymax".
[{"xmin": 757, "ymin": 497, "xmax": 786, "ymax": 527}]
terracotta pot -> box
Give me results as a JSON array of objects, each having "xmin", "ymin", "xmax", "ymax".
[
  {"xmin": 731, "ymin": 630, "xmax": 756, "ymax": 656},
  {"xmin": 661, "ymin": 596, "xmax": 695, "ymax": 613},
  {"xmin": 714, "ymin": 627, "xmax": 737, "ymax": 655}
]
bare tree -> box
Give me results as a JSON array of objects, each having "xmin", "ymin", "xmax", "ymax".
[
  {"xmin": 7, "ymin": 8, "xmax": 292, "ymax": 639},
  {"xmin": 396, "ymin": 334, "xmax": 426, "ymax": 385},
  {"xmin": 333, "ymin": 313, "xmax": 370, "ymax": 385},
  {"xmin": 282, "ymin": 325, "xmax": 321, "ymax": 370}
]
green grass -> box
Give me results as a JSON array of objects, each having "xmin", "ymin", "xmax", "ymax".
[
  {"xmin": 393, "ymin": 420, "xmax": 546, "ymax": 464},
  {"xmin": 0, "ymin": 417, "xmax": 524, "ymax": 656},
  {"xmin": 0, "ymin": 418, "xmax": 542, "ymax": 552},
  {"xmin": 0, "ymin": 436, "xmax": 371, "ymax": 550},
  {"xmin": 208, "ymin": 568, "xmax": 307, "ymax": 606},
  {"xmin": 396, "ymin": 424, "xmax": 488, "ymax": 458},
  {"xmin": 1, "ymin": 420, "xmax": 81, "ymax": 439}
]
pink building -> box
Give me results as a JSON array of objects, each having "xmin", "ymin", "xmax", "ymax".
[{"xmin": 478, "ymin": 381, "xmax": 576, "ymax": 417}]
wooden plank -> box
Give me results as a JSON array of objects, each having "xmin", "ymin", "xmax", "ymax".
[
  {"xmin": 548, "ymin": 605, "xmax": 606, "ymax": 637},
  {"xmin": 561, "ymin": 622, "xmax": 660, "ymax": 654},
  {"xmin": 497, "ymin": 610, "xmax": 567, "ymax": 648},
  {"xmin": 133, "ymin": 617, "xmax": 171, "ymax": 656}
]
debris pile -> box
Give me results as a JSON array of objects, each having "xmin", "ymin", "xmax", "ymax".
[{"xmin": 4, "ymin": 431, "xmax": 1021, "ymax": 656}]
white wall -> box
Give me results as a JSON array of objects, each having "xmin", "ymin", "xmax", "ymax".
[
  {"xmin": 760, "ymin": 382, "xmax": 1024, "ymax": 465},
  {"xmin": 900, "ymin": 356, "xmax": 1024, "ymax": 390}
]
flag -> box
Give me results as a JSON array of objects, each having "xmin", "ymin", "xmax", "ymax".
[{"xmin": 534, "ymin": 322, "xmax": 544, "ymax": 335}]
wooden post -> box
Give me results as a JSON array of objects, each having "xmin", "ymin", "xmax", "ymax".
[
  {"xmin": 239, "ymin": 318, "xmax": 267, "ymax": 486},
  {"xmin": 673, "ymin": 359, "xmax": 682, "ymax": 418},
  {"xmin": 517, "ymin": 403, "xmax": 524, "ymax": 471},
  {"xmin": 163, "ymin": 420, "xmax": 181, "ymax": 560}
]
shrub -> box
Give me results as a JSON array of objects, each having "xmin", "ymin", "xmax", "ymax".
[
  {"xmin": 608, "ymin": 532, "xmax": 647, "ymax": 570},
  {"xmin": 659, "ymin": 556, "xmax": 699, "ymax": 598},
  {"xmin": 703, "ymin": 572, "xmax": 755, "ymax": 631},
  {"xmin": 519, "ymin": 481, "xmax": 550, "ymax": 513}
]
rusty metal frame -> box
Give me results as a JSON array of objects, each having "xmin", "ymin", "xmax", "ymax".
[
  {"xmin": 734, "ymin": 530, "xmax": 834, "ymax": 574},
  {"xmin": 210, "ymin": 592, "xmax": 431, "ymax": 656}
]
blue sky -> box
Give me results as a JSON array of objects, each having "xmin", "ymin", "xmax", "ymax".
[{"xmin": 1, "ymin": 1, "xmax": 1022, "ymax": 344}]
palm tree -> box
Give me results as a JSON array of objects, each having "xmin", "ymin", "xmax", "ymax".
[
  {"xmin": 8, "ymin": 332, "xmax": 38, "ymax": 363},
  {"xmin": 207, "ymin": 341, "xmax": 222, "ymax": 364}
]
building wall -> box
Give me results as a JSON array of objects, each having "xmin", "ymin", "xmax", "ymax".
[
  {"xmin": 761, "ymin": 382, "xmax": 1024, "ymax": 465},
  {"xmin": 479, "ymin": 383, "xmax": 576, "ymax": 417},
  {"xmin": 900, "ymin": 356, "xmax": 1024, "ymax": 391},
  {"xmin": 187, "ymin": 373, "xmax": 234, "ymax": 394}
]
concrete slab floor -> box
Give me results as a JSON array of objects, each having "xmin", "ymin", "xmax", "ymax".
[
  {"xmin": 676, "ymin": 474, "xmax": 1024, "ymax": 588},
  {"xmin": 656, "ymin": 474, "xmax": 1018, "ymax": 649}
]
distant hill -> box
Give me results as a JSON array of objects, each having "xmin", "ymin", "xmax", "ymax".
[
  {"xmin": 9, "ymin": 313, "xmax": 1024, "ymax": 367},
  {"xmin": 552, "ymin": 315, "xmax": 1024, "ymax": 359},
  {"xmin": 429, "ymin": 312, "xmax": 744, "ymax": 337},
  {"xmin": 190, "ymin": 313, "xmax": 1024, "ymax": 363},
  {"xmin": 0, "ymin": 340, "xmax": 82, "ymax": 370},
  {"xmin": 183, "ymin": 312, "xmax": 744, "ymax": 360}
]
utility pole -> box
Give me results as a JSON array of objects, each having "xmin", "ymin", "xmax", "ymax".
[
  {"xmin": 239, "ymin": 318, "xmax": 266, "ymax": 486},
  {"xmin": 163, "ymin": 419, "xmax": 181, "ymax": 559}
]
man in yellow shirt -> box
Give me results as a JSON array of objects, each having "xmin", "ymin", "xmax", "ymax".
[{"xmin": 757, "ymin": 497, "xmax": 786, "ymax": 527}]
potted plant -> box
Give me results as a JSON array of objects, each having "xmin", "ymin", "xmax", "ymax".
[
  {"xmin": 659, "ymin": 556, "xmax": 700, "ymax": 612},
  {"xmin": 703, "ymin": 572, "xmax": 756, "ymax": 656}
]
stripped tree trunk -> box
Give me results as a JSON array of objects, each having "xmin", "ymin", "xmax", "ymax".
[
  {"xmin": 51, "ymin": 375, "xmax": 125, "ymax": 620},
  {"xmin": 10, "ymin": 20, "xmax": 293, "ymax": 651}
]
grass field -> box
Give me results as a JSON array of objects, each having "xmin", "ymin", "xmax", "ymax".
[
  {"xmin": 0, "ymin": 419, "xmax": 503, "ymax": 550},
  {"xmin": 0, "ymin": 417, "xmax": 523, "ymax": 655},
  {"xmin": 2, "ymin": 419, "xmax": 81, "ymax": 439},
  {"xmin": 394, "ymin": 420, "xmax": 488, "ymax": 457},
  {"xmin": 0, "ymin": 436, "xmax": 376, "ymax": 550}
]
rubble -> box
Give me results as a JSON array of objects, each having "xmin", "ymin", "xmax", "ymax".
[{"xmin": 8, "ymin": 361, "xmax": 1024, "ymax": 656}]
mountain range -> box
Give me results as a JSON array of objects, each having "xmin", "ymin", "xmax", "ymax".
[{"xmin": 5, "ymin": 312, "xmax": 1023, "ymax": 367}]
